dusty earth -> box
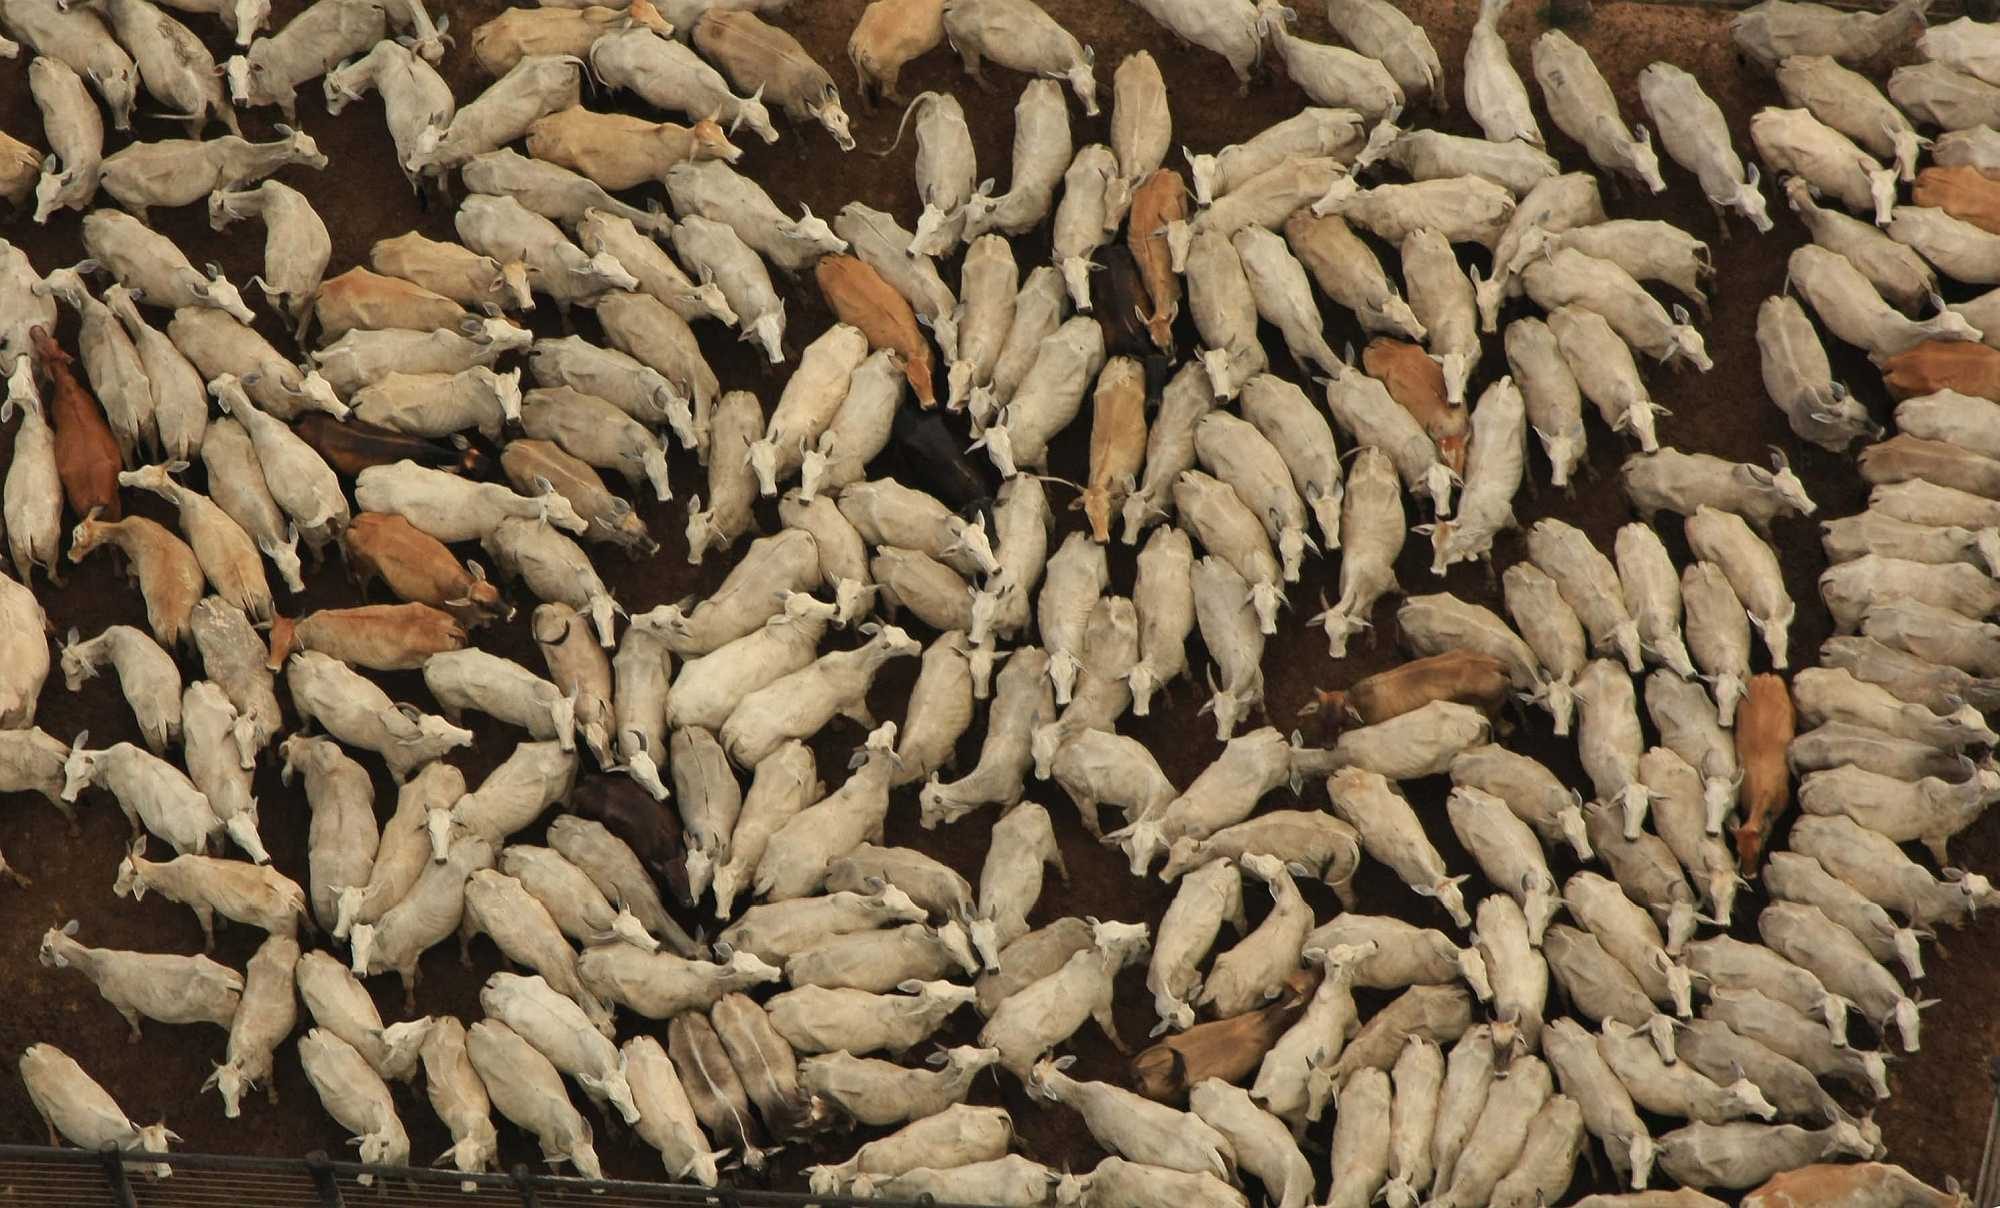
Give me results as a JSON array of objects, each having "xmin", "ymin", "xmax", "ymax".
[{"xmin": 0, "ymin": 0, "xmax": 1994, "ymax": 1197}]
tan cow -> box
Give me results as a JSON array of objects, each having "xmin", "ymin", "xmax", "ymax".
[
  {"xmin": 471, "ymin": 3, "xmax": 671, "ymax": 77},
  {"xmin": 1733, "ymin": 673, "xmax": 1795, "ymax": 875},
  {"xmin": 1079, "ymin": 357, "xmax": 1147, "ymax": 544},
  {"xmin": 526, "ymin": 106, "xmax": 741, "ymax": 191},
  {"xmin": 310, "ymin": 268, "xmax": 469, "ymax": 343},
  {"xmin": 848, "ymin": 0, "xmax": 946, "ymax": 107}
]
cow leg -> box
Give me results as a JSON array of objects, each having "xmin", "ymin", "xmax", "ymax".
[{"xmin": 1094, "ymin": 994, "xmax": 1130, "ymax": 1054}]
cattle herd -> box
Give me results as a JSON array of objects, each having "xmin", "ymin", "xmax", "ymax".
[{"xmin": 7, "ymin": 0, "xmax": 2000, "ymax": 1202}]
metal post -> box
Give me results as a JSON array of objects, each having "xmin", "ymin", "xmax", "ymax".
[
  {"xmin": 1976, "ymin": 1057, "xmax": 2000, "ymax": 1208},
  {"xmin": 513, "ymin": 1162, "xmax": 542, "ymax": 1208},
  {"xmin": 306, "ymin": 1149, "xmax": 344, "ymax": 1208},
  {"xmin": 98, "ymin": 1145, "xmax": 138, "ymax": 1208}
]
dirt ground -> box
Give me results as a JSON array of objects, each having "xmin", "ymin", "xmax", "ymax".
[{"xmin": 0, "ymin": 0, "xmax": 1995, "ymax": 1196}]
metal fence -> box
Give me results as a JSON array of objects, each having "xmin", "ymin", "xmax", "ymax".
[{"xmin": 0, "ymin": 1145, "xmax": 992, "ymax": 1208}]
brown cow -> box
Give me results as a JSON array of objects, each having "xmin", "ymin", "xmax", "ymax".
[
  {"xmin": 526, "ymin": 106, "xmax": 743, "ymax": 192},
  {"xmin": 1878, "ymin": 338, "xmax": 2000, "ymax": 402},
  {"xmin": 1743, "ymin": 1162, "xmax": 1966, "ymax": 1208},
  {"xmin": 570, "ymin": 773, "xmax": 694, "ymax": 908},
  {"xmin": 1363, "ymin": 336, "xmax": 1468, "ymax": 475},
  {"xmin": 1302, "ymin": 650, "xmax": 1512, "ymax": 733},
  {"xmin": 1915, "ymin": 165, "xmax": 2000, "ymax": 236},
  {"xmin": 817, "ymin": 254, "xmax": 935, "ymax": 407},
  {"xmin": 308, "ymin": 267, "xmax": 469, "ymax": 343},
  {"xmin": 32, "ymin": 328, "xmax": 122, "ymax": 523},
  {"xmin": 1127, "ymin": 168, "xmax": 1188, "ymax": 355},
  {"xmin": 266, "ymin": 602, "xmax": 468, "ymax": 671},
  {"xmin": 848, "ymin": 0, "xmax": 947, "ymax": 108},
  {"xmin": 1733, "ymin": 672, "xmax": 1796, "ymax": 876},
  {"xmin": 341, "ymin": 512, "xmax": 511, "ymax": 628},
  {"xmin": 1130, "ymin": 968, "xmax": 1315, "ymax": 1102},
  {"xmin": 295, "ymin": 413, "xmax": 486, "ymax": 478}
]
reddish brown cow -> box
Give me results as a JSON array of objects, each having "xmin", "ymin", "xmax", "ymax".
[
  {"xmin": 1878, "ymin": 339, "xmax": 2000, "ymax": 401},
  {"xmin": 1364, "ymin": 336, "xmax": 1468, "ymax": 475},
  {"xmin": 1303, "ymin": 650, "xmax": 1513, "ymax": 733},
  {"xmin": 1128, "ymin": 168, "xmax": 1188, "ymax": 355},
  {"xmin": 1130, "ymin": 968, "xmax": 1316, "ymax": 1102},
  {"xmin": 1733, "ymin": 672, "xmax": 1796, "ymax": 875},
  {"xmin": 266, "ymin": 602, "xmax": 468, "ymax": 671},
  {"xmin": 341, "ymin": 512, "xmax": 511, "ymax": 628},
  {"xmin": 817, "ymin": 254, "xmax": 935, "ymax": 407},
  {"xmin": 32, "ymin": 327, "xmax": 121, "ymax": 523}
]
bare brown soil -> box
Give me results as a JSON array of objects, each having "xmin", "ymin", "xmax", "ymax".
[{"xmin": 0, "ymin": 0, "xmax": 1994, "ymax": 1195}]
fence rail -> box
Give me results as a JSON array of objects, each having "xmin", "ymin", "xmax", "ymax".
[{"xmin": 0, "ymin": 1145, "xmax": 991, "ymax": 1208}]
